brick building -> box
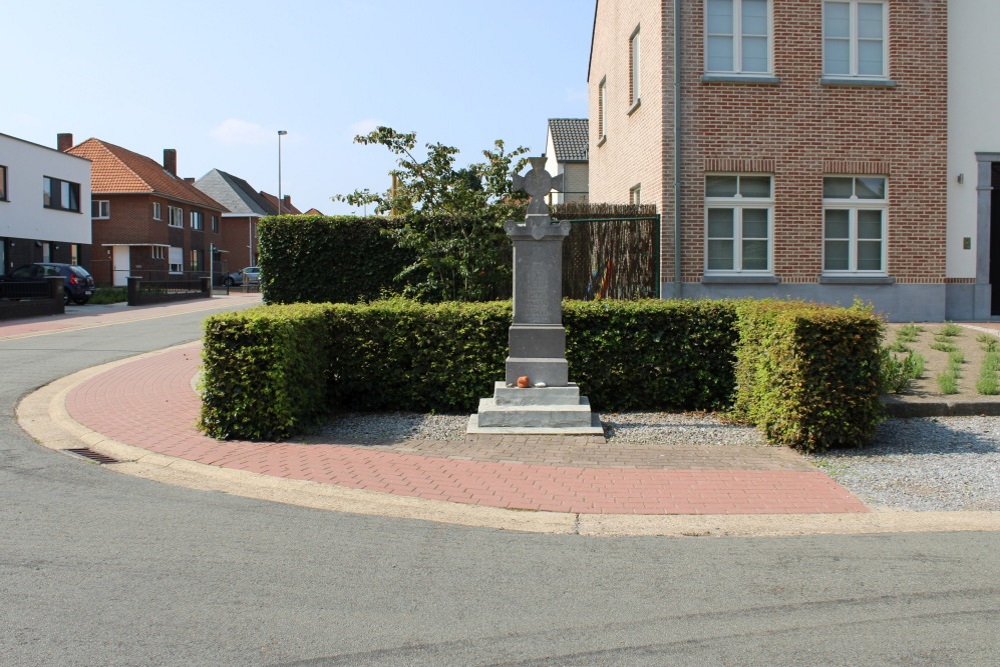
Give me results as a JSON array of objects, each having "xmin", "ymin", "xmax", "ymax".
[
  {"xmin": 63, "ymin": 135, "xmax": 227, "ymax": 286},
  {"xmin": 588, "ymin": 0, "xmax": 995, "ymax": 321}
]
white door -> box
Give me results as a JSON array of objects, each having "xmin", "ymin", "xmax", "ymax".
[{"xmin": 112, "ymin": 246, "xmax": 130, "ymax": 286}]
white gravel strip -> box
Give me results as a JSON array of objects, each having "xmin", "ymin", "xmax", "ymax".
[{"xmin": 317, "ymin": 412, "xmax": 1000, "ymax": 512}]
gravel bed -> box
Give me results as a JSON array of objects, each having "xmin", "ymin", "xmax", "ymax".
[{"xmin": 316, "ymin": 412, "xmax": 1000, "ymax": 512}]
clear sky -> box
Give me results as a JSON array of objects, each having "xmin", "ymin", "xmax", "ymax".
[{"xmin": 3, "ymin": 0, "xmax": 595, "ymax": 215}]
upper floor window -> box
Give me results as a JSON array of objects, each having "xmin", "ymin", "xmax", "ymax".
[
  {"xmin": 823, "ymin": 176, "xmax": 887, "ymax": 273},
  {"xmin": 153, "ymin": 202, "xmax": 162, "ymax": 220},
  {"xmin": 43, "ymin": 176, "xmax": 81, "ymax": 212},
  {"xmin": 630, "ymin": 183, "xmax": 642, "ymax": 205},
  {"xmin": 705, "ymin": 174, "xmax": 773, "ymax": 273},
  {"xmin": 629, "ymin": 27, "xmax": 641, "ymax": 108},
  {"xmin": 823, "ymin": 1, "xmax": 886, "ymax": 78},
  {"xmin": 211, "ymin": 215, "xmax": 219, "ymax": 233},
  {"xmin": 92, "ymin": 200, "xmax": 110, "ymax": 219},
  {"xmin": 705, "ymin": 0, "xmax": 771, "ymax": 74},
  {"xmin": 168, "ymin": 206, "xmax": 183, "ymax": 227},
  {"xmin": 597, "ymin": 77, "xmax": 608, "ymax": 143},
  {"xmin": 0, "ymin": 165, "xmax": 8, "ymax": 201},
  {"xmin": 190, "ymin": 211, "xmax": 204, "ymax": 231}
]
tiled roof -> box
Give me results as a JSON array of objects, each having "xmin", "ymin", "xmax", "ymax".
[
  {"xmin": 259, "ymin": 191, "xmax": 302, "ymax": 215},
  {"xmin": 67, "ymin": 138, "xmax": 227, "ymax": 211},
  {"xmin": 303, "ymin": 208, "xmax": 325, "ymax": 215},
  {"xmin": 195, "ymin": 169, "xmax": 272, "ymax": 216},
  {"xmin": 547, "ymin": 118, "xmax": 589, "ymax": 162}
]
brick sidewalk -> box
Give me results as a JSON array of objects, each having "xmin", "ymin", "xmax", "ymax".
[{"xmin": 65, "ymin": 345, "xmax": 869, "ymax": 515}]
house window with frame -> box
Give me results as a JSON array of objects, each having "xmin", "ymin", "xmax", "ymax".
[
  {"xmin": 153, "ymin": 202, "xmax": 162, "ymax": 220},
  {"xmin": 823, "ymin": 1, "xmax": 886, "ymax": 78},
  {"xmin": 597, "ymin": 77, "xmax": 607, "ymax": 143},
  {"xmin": 705, "ymin": 0, "xmax": 771, "ymax": 74},
  {"xmin": 92, "ymin": 200, "xmax": 110, "ymax": 219},
  {"xmin": 151, "ymin": 246, "xmax": 165, "ymax": 260},
  {"xmin": 43, "ymin": 176, "xmax": 81, "ymax": 212},
  {"xmin": 705, "ymin": 174, "xmax": 773, "ymax": 273},
  {"xmin": 629, "ymin": 27, "xmax": 641, "ymax": 108},
  {"xmin": 823, "ymin": 176, "xmax": 887, "ymax": 273},
  {"xmin": 190, "ymin": 249, "xmax": 202, "ymax": 272},
  {"xmin": 629, "ymin": 183, "xmax": 642, "ymax": 205},
  {"xmin": 211, "ymin": 214, "xmax": 219, "ymax": 233},
  {"xmin": 168, "ymin": 206, "xmax": 183, "ymax": 227},
  {"xmin": 168, "ymin": 247, "xmax": 183, "ymax": 274},
  {"xmin": 190, "ymin": 211, "xmax": 204, "ymax": 231},
  {"xmin": 0, "ymin": 165, "xmax": 8, "ymax": 201}
]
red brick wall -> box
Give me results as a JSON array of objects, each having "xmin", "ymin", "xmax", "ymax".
[{"xmin": 677, "ymin": 0, "xmax": 948, "ymax": 283}]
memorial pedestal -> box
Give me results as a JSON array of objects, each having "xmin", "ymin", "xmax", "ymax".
[{"xmin": 467, "ymin": 383, "xmax": 604, "ymax": 435}]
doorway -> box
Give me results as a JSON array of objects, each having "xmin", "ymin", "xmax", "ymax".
[{"xmin": 112, "ymin": 246, "xmax": 130, "ymax": 287}]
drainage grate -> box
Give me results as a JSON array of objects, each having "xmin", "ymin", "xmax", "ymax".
[{"xmin": 63, "ymin": 448, "xmax": 120, "ymax": 465}]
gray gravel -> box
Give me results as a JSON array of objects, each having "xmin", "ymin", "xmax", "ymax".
[{"xmin": 317, "ymin": 412, "xmax": 1000, "ymax": 512}]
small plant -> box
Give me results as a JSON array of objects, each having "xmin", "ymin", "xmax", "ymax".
[
  {"xmin": 937, "ymin": 372, "xmax": 958, "ymax": 394},
  {"xmin": 977, "ymin": 337, "xmax": 1000, "ymax": 395},
  {"xmin": 880, "ymin": 348, "xmax": 926, "ymax": 394},
  {"xmin": 938, "ymin": 322, "xmax": 962, "ymax": 337},
  {"xmin": 930, "ymin": 341, "xmax": 957, "ymax": 353},
  {"xmin": 948, "ymin": 349, "xmax": 965, "ymax": 367},
  {"xmin": 886, "ymin": 340, "xmax": 909, "ymax": 353},
  {"xmin": 897, "ymin": 323, "xmax": 923, "ymax": 343},
  {"xmin": 89, "ymin": 287, "xmax": 127, "ymax": 304},
  {"xmin": 977, "ymin": 334, "xmax": 999, "ymax": 352}
]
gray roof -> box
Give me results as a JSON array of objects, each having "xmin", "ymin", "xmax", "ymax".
[
  {"xmin": 194, "ymin": 169, "xmax": 276, "ymax": 216},
  {"xmin": 547, "ymin": 118, "xmax": 589, "ymax": 162}
]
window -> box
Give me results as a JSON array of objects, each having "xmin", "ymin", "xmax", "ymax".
[
  {"xmin": 630, "ymin": 183, "xmax": 642, "ymax": 205},
  {"xmin": 190, "ymin": 249, "xmax": 202, "ymax": 272},
  {"xmin": 705, "ymin": 0, "xmax": 770, "ymax": 74},
  {"xmin": 190, "ymin": 211, "xmax": 203, "ymax": 230},
  {"xmin": 70, "ymin": 244, "xmax": 79, "ymax": 265},
  {"xmin": 92, "ymin": 200, "xmax": 110, "ymax": 219},
  {"xmin": 0, "ymin": 165, "xmax": 7, "ymax": 201},
  {"xmin": 152, "ymin": 246, "xmax": 165, "ymax": 260},
  {"xmin": 705, "ymin": 174, "xmax": 773, "ymax": 273},
  {"xmin": 153, "ymin": 202, "xmax": 162, "ymax": 220},
  {"xmin": 823, "ymin": 176, "xmax": 887, "ymax": 273},
  {"xmin": 629, "ymin": 27, "xmax": 641, "ymax": 108},
  {"xmin": 168, "ymin": 247, "xmax": 183, "ymax": 273},
  {"xmin": 823, "ymin": 1, "xmax": 886, "ymax": 78},
  {"xmin": 168, "ymin": 206, "xmax": 183, "ymax": 227},
  {"xmin": 43, "ymin": 176, "xmax": 81, "ymax": 212},
  {"xmin": 211, "ymin": 215, "xmax": 219, "ymax": 233},
  {"xmin": 598, "ymin": 77, "xmax": 607, "ymax": 143}
]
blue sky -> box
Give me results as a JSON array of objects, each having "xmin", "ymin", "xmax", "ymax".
[{"xmin": 3, "ymin": 1, "xmax": 594, "ymax": 214}]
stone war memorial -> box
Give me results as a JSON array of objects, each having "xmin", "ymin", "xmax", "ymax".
[{"xmin": 468, "ymin": 157, "xmax": 603, "ymax": 435}]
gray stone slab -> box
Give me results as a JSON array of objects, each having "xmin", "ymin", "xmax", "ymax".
[
  {"xmin": 504, "ymin": 357, "xmax": 568, "ymax": 387},
  {"xmin": 466, "ymin": 413, "xmax": 605, "ymax": 436},
  {"xmin": 509, "ymin": 325, "xmax": 566, "ymax": 359},
  {"xmin": 475, "ymin": 397, "xmax": 596, "ymax": 428},
  {"xmin": 492, "ymin": 382, "xmax": 581, "ymax": 406}
]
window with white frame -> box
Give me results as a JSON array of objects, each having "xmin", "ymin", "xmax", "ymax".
[
  {"xmin": 168, "ymin": 247, "xmax": 183, "ymax": 273},
  {"xmin": 190, "ymin": 210, "xmax": 203, "ymax": 230},
  {"xmin": 92, "ymin": 200, "xmax": 110, "ymax": 219},
  {"xmin": 152, "ymin": 202, "xmax": 162, "ymax": 220},
  {"xmin": 823, "ymin": 1, "xmax": 886, "ymax": 78},
  {"xmin": 629, "ymin": 27, "xmax": 641, "ymax": 107},
  {"xmin": 823, "ymin": 176, "xmax": 887, "ymax": 273},
  {"xmin": 598, "ymin": 77, "xmax": 607, "ymax": 142},
  {"xmin": 152, "ymin": 246, "xmax": 165, "ymax": 260},
  {"xmin": 630, "ymin": 183, "xmax": 642, "ymax": 205},
  {"xmin": 705, "ymin": 174, "xmax": 772, "ymax": 273},
  {"xmin": 168, "ymin": 206, "xmax": 183, "ymax": 227},
  {"xmin": 705, "ymin": 0, "xmax": 771, "ymax": 74}
]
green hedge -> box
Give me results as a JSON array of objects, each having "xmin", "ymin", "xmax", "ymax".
[
  {"xmin": 199, "ymin": 298, "xmax": 884, "ymax": 451},
  {"xmin": 258, "ymin": 215, "xmax": 411, "ymax": 304},
  {"xmin": 200, "ymin": 303, "xmax": 332, "ymax": 440}
]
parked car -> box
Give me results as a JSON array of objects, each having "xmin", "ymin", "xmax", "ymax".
[
  {"xmin": 0, "ymin": 263, "xmax": 95, "ymax": 304},
  {"xmin": 223, "ymin": 266, "xmax": 261, "ymax": 287}
]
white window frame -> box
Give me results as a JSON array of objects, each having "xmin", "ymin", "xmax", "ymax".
[
  {"xmin": 92, "ymin": 200, "xmax": 110, "ymax": 219},
  {"xmin": 168, "ymin": 247, "xmax": 183, "ymax": 274},
  {"xmin": 704, "ymin": 174, "xmax": 774, "ymax": 275},
  {"xmin": 151, "ymin": 246, "xmax": 165, "ymax": 260},
  {"xmin": 629, "ymin": 26, "xmax": 641, "ymax": 109},
  {"xmin": 630, "ymin": 183, "xmax": 642, "ymax": 205},
  {"xmin": 822, "ymin": 176, "xmax": 888, "ymax": 275},
  {"xmin": 168, "ymin": 206, "xmax": 183, "ymax": 228},
  {"xmin": 152, "ymin": 202, "xmax": 162, "ymax": 220},
  {"xmin": 190, "ymin": 210, "xmax": 203, "ymax": 231},
  {"xmin": 704, "ymin": 0, "xmax": 773, "ymax": 75},
  {"xmin": 597, "ymin": 77, "xmax": 607, "ymax": 144},
  {"xmin": 822, "ymin": 1, "xmax": 887, "ymax": 79}
]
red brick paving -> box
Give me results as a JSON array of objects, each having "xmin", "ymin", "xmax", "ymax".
[{"xmin": 64, "ymin": 345, "xmax": 870, "ymax": 515}]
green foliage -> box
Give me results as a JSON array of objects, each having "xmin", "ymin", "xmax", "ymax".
[
  {"xmin": 937, "ymin": 372, "xmax": 958, "ymax": 395},
  {"xmin": 976, "ymin": 350, "xmax": 999, "ymax": 395},
  {"xmin": 200, "ymin": 303, "xmax": 332, "ymax": 440},
  {"xmin": 896, "ymin": 323, "xmax": 923, "ymax": 343},
  {"xmin": 939, "ymin": 322, "xmax": 962, "ymax": 337},
  {"xmin": 731, "ymin": 300, "xmax": 884, "ymax": 452},
  {"xmin": 880, "ymin": 349, "xmax": 925, "ymax": 394},
  {"xmin": 930, "ymin": 341, "xmax": 957, "ymax": 353},
  {"xmin": 89, "ymin": 287, "xmax": 127, "ymax": 304},
  {"xmin": 257, "ymin": 215, "xmax": 412, "ymax": 305},
  {"xmin": 335, "ymin": 126, "xmax": 530, "ymax": 302}
]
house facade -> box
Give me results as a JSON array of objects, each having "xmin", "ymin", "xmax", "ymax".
[
  {"xmin": 589, "ymin": 0, "xmax": 994, "ymax": 321},
  {"xmin": 543, "ymin": 118, "xmax": 590, "ymax": 206},
  {"xmin": 64, "ymin": 135, "xmax": 226, "ymax": 286},
  {"xmin": 0, "ymin": 133, "xmax": 92, "ymax": 273},
  {"xmin": 194, "ymin": 169, "xmax": 301, "ymax": 272}
]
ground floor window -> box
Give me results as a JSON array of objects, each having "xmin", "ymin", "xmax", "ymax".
[
  {"xmin": 704, "ymin": 174, "xmax": 773, "ymax": 273},
  {"xmin": 190, "ymin": 249, "xmax": 202, "ymax": 272},
  {"xmin": 168, "ymin": 247, "xmax": 183, "ymax": 274},
  {"xmin": 822, "ymin": 176, "xmax": 887, "ymax": 273}
]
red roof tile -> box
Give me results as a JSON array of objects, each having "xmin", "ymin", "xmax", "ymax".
[
  {"xmin": 68, "ymin": 138, "xmax": 227, "ymax": 211},
  {"xmin": 259, "ymin": 191, "xmax": 303, "ymax": 215}
]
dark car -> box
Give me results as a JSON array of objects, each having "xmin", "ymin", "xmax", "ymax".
[
  {"xmin": 2, "ymin": 263, "xmax": 96, "ymax": 304},
  {"xmin": 223, "ymin": 266, "xmax": 261, "ymax": 287}
]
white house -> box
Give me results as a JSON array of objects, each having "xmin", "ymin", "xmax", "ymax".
[
  {"xmin": 543, "ymin": 118, "xmax": 589, "ymax": 206},
  {"xmin": 0, "ymin": 132, "xmax": 92, "ymax": 273}
]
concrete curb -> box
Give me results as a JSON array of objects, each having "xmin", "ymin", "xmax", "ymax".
[{"xmin": 16, "ymin": 343, "xmax": 1000, "ymax": 537}]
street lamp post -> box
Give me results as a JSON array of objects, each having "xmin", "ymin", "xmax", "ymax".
[{"xmin": 277, "ymin": 130, "xmax": 287, "ymax": 215}]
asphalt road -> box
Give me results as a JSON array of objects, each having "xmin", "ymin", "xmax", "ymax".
[{"xmin": 1, "ymin": 305, "xmax": 999, "ymax": 665}]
